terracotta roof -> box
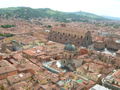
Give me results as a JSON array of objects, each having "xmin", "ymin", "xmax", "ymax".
[
  {"xmin": 113, "ymin": 70, "xmax": 120, "ymax": 78},
  {"xmin": 7, "ymin": 73, "xmax": 32, "ymax": 85},
  {"xmin": 12, "ymin": 53, "xmax": 23, "ymax": 60},
  {"xmin": 0, "ymin": 60, "xmax": 17, "ymax": 75},
  {"xmin": 17, "ymin": 60, "xmax": 40, "ymax": 72},
  {"xmin": 23, "ymin": 46, "xmax": 46, "ymax": 57},
  {"xmin": 9, "ymin": 81, "xmax": 28, "ymax": 90},
  {"xmin": 95, "ymin": 36, "xmax": 105, "ymax": 42},
  {"xmin": 115, "ymin": 78, "xmax": 120, "ymax": 82}
]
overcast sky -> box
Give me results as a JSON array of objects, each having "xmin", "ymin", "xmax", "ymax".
[{"xmin": 0, "ymin": 0, "xmax": 120, "ymax": 17}]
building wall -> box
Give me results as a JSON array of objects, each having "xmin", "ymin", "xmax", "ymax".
[
  {"xmin": 82, "ymin": 31, "xmax": 92, "ymax": 47},
  {"xmin": 48, "ymin": 31, "xmax": 92, "ymax": 47},
  {"xmin": 105, "ymin": 39, "xmax": 120, "ymax": 51},
  {"xmin": 105, "ymin": 39, "xmax": 118, "ymax": 51},
  {"xmin": 94, "ymin": 39, "xmax": 120, "ymax": 51},
  {"xmin": 94, "ymin": 41, "xmax": 105, "ymax": 50}
]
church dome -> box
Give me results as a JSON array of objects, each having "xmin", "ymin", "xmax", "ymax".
[{"xmin": 64, "ymin": 44, "xmax": 76, "ymax": 51}]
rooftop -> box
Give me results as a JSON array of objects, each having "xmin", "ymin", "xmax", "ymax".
[
  {"xmin": 7, "ymin": 72, "xmax": 32, "ymax": 85},
  {"xmin": 90, "ymin": 84, "xmax": 110, "ymax": 90},
  {"xmin": 113, "ymin": 69, "xmax": 120, "ymax": 78},
  {"xmin": 0, "ymin": 60, "xmax": 17, "ymax": 75},
  {"xmin": 64, "ymin": 44, "xmax": 77, "ymax": 51},
  {"xmin": 22, "ymin": 46, "xmax": 46, "ymax": 57}
]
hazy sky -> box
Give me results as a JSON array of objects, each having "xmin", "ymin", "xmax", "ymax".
[{"xmin": 0, "ymin": 0, "xmax": 120, "ymax": 17}]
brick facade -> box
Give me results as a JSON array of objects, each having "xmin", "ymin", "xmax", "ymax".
[{"xmin": 48, "ymin": 27, "xmax": 92, "ymax": 47}]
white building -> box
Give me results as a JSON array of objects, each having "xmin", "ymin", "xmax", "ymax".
[{"xmin": 90, "ymin": 84, "xmax": 110, "ymax": 90}]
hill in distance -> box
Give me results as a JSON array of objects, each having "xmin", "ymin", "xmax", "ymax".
[
  {"xmin": 103, "ymin": 16, "xmax": 120, "ymax": 21},
  {"xmin": 0, "ymin": 7, "xmax": 110, "ymax": 22}
]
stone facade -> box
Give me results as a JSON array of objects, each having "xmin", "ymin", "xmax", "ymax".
[{"xmin": 48, "ymin": 27, "xmax": 92, "ymax": 47}]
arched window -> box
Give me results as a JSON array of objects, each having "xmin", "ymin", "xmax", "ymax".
[{"xmin": 81, "ymin": 36, "xmax": 83, "ymax": 39}]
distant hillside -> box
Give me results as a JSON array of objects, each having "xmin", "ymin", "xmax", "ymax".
[
  {"xmin": 103, "ymin": 16, "xmax": 120, "ymax": 21},
  {"xmin": 0, "ymin": 7, "xmax": 109, "ymax": 22},
  {"xmin": 70, "ymin": 11, "xmax": 107, "ymax": 21}
]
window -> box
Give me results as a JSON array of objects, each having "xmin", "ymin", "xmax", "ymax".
[
  {"xmin": 74, "ymin": 35, "xmax": 76, "ymax": 37},
  {"xmin": 60, "ymin": 37, "xmax": 62, "ymax": 40},
  {"xmin": 81, "ymin": 36, "xmax": 83, "ymax": 39},
  {"xmin": 64, "ymin": 60, "xmax": 66, "ymax": 63}
]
